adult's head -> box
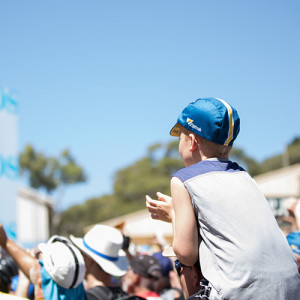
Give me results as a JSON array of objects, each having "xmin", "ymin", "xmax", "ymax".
[
  {"xmin": 70, "ymin": 224, "xmax": 129, "ymax": 277},
  {"xmin": 0, "ymin": 255, "xmax": 18, "ymax": 293},
  {"xmin": 30, "ymin": 235, "xmax": 87, "ymax": 300},
  {"xmin": 286, "ymin": 231, "xmax": 300, "ymax": 273},
  {"xmin": 152, "ymin": 252, "xmax": 173, "ymax": 294},
  {"xmin": 173, "ymin": 259, "xmax": 203, "ymax": 298},
  {"xmin": 37, "ymin": 235, "xmax": 86, "ymax": 289},
  {"xmin": 122, "ymin": 254, "xmax": 162, "ymax": 295},
  {"xmin": 163, "ymin": 246, "xmax": 203, "ymax": 298}
]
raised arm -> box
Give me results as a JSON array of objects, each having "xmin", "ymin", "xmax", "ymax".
[
  {"xmin": 0, "ymin": 223, "xmax": 36, "ymax": 279},
  {"xmin": 171, "ymin": 177, "xmax": 198, "ymax": 266}
]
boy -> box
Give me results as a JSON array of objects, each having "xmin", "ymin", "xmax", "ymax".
[{"xmin": 146, "ymin": 97, "xmax": 300, "ymax": 299}]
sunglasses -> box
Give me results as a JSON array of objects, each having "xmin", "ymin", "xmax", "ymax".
[{"xmin": 174, "ymin": 259, "xmax": 187, "ymax": 276}]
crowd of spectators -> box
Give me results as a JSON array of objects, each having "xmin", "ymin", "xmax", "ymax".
[
  {"xmin": 0, "ymin": 196, "xmax": 300, "ymax": 300},
  {"xmin": 1, "ymin": 198, "xmax": 300, "ymax": 300},
  {"xmin": 0, "ymin": 222, "xmax": 187, "ymax": 300}
]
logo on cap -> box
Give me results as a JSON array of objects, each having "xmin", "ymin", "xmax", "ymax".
[{"xmin": 187, "ymin": 118, "xmax": 202, "ymax": 133}]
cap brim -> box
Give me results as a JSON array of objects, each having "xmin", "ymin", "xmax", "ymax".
[
  {"xmin": 162, "ymin": 245, "xmax": 176, "ymax": 257},
  {"xmin": 170, "ymin": 123, "xmax": 180, "ymax": 137},
  {"xmin": 70, "ymin": 235, "xmax": 129, "ymax": 277}
]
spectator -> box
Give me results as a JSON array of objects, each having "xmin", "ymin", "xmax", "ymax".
[
  {"xmin": 12, "ymin": 269, "xmax": 34, "ymax": 299},
  {"xmin": 122, "ymin": 254, "xmax": 162, "ymax": 299},
  {"xmin": 152, "ymin": 252, "xmax": 183, "ymax": 300},
  {"xmin": 37, "ymin": 235, "xmax": 87, "ymax": 299},
  {"xmin": 284, "ymin": 197, "xmax": 300, "ymax": 232},
  {"xmin": 163, "ymin": 246, "xmax": 207, "ymax": 300},
  {"xmin": 286, "ymin": 231, "xmax": 300, "ymax": 273},
  {"xmin": 70, "ymin": 224, "xmax": 129, "ymax": 300},
  {"xmin": 0, "ymin": 223, "xmax": 87, "ymax": 300},
  {"xmin": 147, "ymin": 97, "xmax": 300, "ymax": 298},
  {"xmin": 0, "ymin": 255, "xmax": 18, "ymax": 294},
  {"xmin": 282, "ymin": 197, "xmax": 300, "ymax": 274}
]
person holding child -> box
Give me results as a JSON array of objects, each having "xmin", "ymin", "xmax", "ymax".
[{"xmin": 146, "ymin": 97, "xmax": 300, "ymax": 299}]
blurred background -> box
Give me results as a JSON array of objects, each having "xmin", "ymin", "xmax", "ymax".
[{"xmin": 0, "ymin": 0, "xmax": 299, "ymax": 247}]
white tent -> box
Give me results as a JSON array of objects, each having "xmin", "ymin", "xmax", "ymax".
[
  {"xmin": 17, "ymin": 187, "xmax": 53, "ymax": 248},
  {"xmin": 97, "ymin": 209, "xmax": 173, "ymax": 245},
  {"xmin": 254, "ymin": 163, "xmax": 300, "ymax": 198}
]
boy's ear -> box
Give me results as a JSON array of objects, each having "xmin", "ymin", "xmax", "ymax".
[{"xmin": 189, "ymin": 133, "xmax": 199, "ymax": 151}]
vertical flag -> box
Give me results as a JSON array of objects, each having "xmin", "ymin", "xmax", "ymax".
[{"xmin": 0, "ymin": 87, "xmax": 19, "ymax": 240}]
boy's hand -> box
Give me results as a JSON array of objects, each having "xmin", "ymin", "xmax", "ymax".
[{"xmin": 146, "ymin": 192, "xmax": 174, "ymax": 223}]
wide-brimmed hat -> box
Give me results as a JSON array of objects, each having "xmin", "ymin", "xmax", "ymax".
[
  {"xmin": 70, "ymin": 224, "xmax": 129, "ymax": 277},
  {"xmin": 38, "ymin": 235, "xmax": 86, "ymax": 289}
]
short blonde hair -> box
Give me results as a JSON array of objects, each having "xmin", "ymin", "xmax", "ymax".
[
  {"xmin": 199, "ymin": 136, "xmax": 232, "ymax": 158},
  {"xmin": 180, "ymin": 125, "xmax": 231, "ymax": 159}
]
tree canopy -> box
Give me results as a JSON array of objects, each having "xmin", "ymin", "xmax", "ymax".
[
  {"xmin": 19, "ymin": 143, "xmax": 87, "ymax": 217},
  {"xmin": 36, "ymin": 136, "xmax": 300, "ymax": 236},
  {"xmin": 20, "ymin": 145, "xmax": 87, "ymax": 194}
]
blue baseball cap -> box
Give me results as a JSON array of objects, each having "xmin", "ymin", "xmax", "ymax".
[
  {"xmin": 170, "ymin": 97, "xmax": 240, "ymax": 146},
  {"xmin": 286, "ymin": 231, "xmax": 300, "ymax": 255}
]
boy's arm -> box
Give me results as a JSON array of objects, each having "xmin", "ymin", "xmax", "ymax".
[{"xmin": 171, "ymin": 177, "xmax": 198, "ymax": 266}]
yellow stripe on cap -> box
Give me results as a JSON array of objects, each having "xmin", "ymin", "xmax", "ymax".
[{"xmin": 218, "ymin": 98, "xmax": 234, "ymax": 146}]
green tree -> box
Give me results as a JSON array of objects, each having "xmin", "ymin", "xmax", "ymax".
[
  {"xmin": 19, "ymin": 145, "xmax": 87, "ymax": 194},
  {"xmin": 229, "ymin": 148, "xmax": 261, "ymax": 176},
  {"xmin": 285, "ymin": 137, "xmax": 300, "ymax": 166},
  {"xmin": 57, "ymin": 141, "xmax": 183, "ymax": 235},
  {"xmin": 20, "ymin": 144, "xmax": 87, "ymax": 234},
  {"xmin": 57, "ymin": 137, "xmax": 300, "ymax": 236},
  {"xmin": 259, "ymin": 137, "xmax": 300, "ymax": 174},
  {"xmin": 113, "ymin": 142, "xmax": 184, "ymax": 203}
]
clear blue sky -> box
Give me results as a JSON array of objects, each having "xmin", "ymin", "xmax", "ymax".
[{"xmin": 1, "ymin": 0, "xmax": 299, "ymax": 210}]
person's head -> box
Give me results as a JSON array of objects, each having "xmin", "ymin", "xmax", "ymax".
[
  {"xmin": 122, "ymin": 254, "xmax": 162, "ymax": 294},
  {"xmin": 38, "ymin": 235, "xmax": 86, "ymax": 289},
  {"xmin": 70, "ymin": 225, "xmax": 129, "ymax": 278},
  {"xmin": 286, "ymin": 231, "xmax": 300, "ymax": 273},
  {"xmin": 170, "ymin": 97, "xmax": 240, "ymax": 165},
  {"xmin": 174, "ymin": 259, "xmax": 203, "ymax": 298},
  {"xmin": 0, "ymin": 255, "xmax": 18, "ymax": 293},
  {"xmin": 152, "ymin": 252, "xmax": 173, "ymax": 293},
  {"xmin": 163, "ymin": 246, "xmax": 203, "ymax": 298},
  {"xmin": 29, "ymin": 235, "xmax": 86, "ymax": 300}
]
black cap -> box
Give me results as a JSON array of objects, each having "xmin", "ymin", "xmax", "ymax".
[
  {"xmin": 0, "ymin": 256, "xmax": 18, "ymax": 284},
  {"xmin": 130, "ymin": 254, "xmax": 162, "ymax": 279}
]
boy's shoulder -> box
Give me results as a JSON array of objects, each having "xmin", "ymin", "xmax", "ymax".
[{"xmin": 173, "ymin": 159, "xmax": 245, "ymax": 182}]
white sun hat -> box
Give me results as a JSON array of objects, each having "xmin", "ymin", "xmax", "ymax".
[
  {"xmin": 38, "ymin": 235, "xmax": 86, "ymax": 289},
  {"xmin": 70, "ymin": 224, "xmax": 129, "ymax": 277}
]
